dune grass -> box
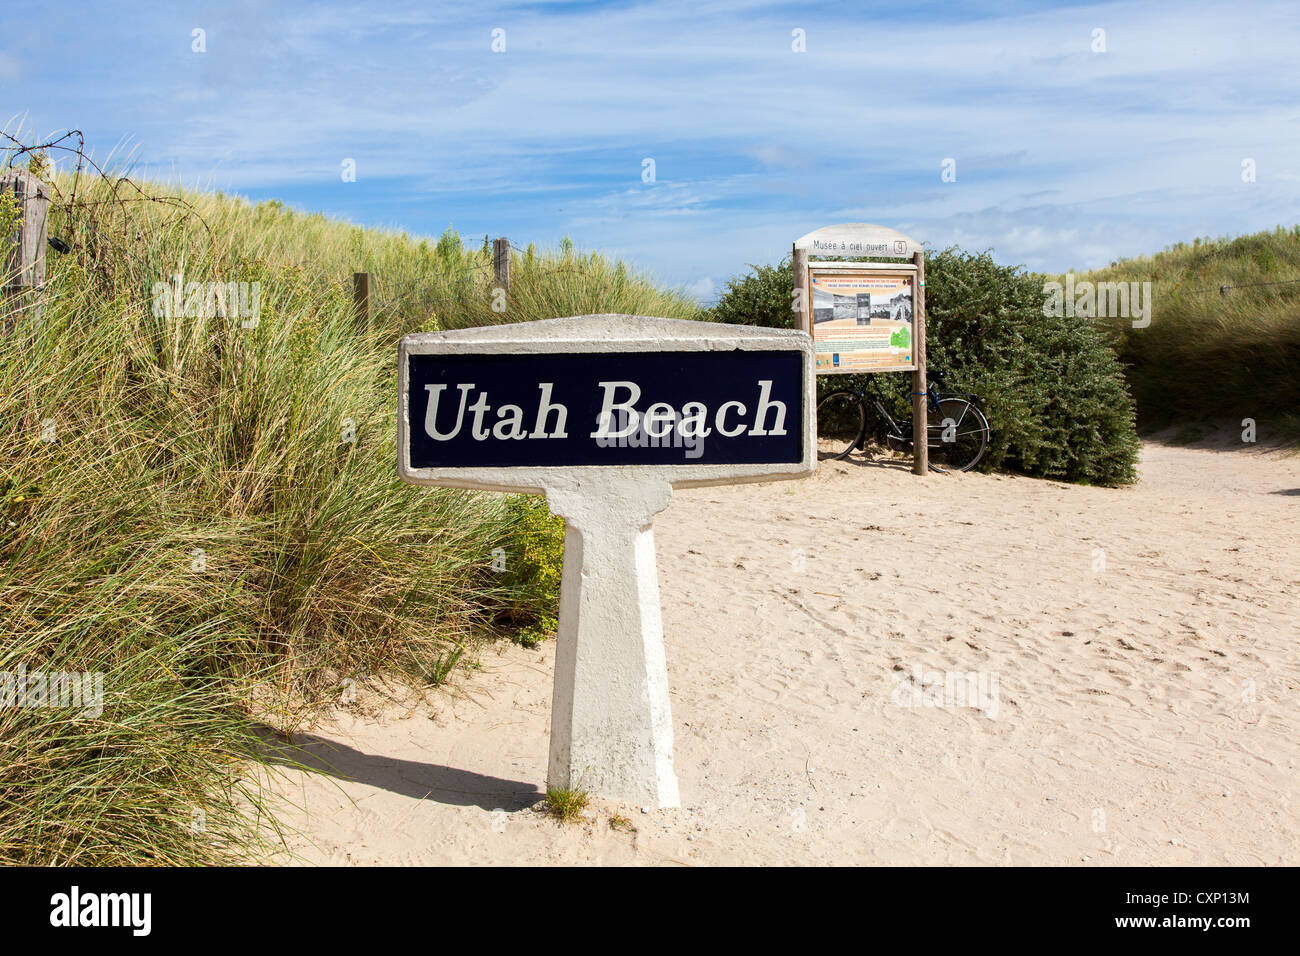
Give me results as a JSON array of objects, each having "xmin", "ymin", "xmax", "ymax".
[
  {"xmin": 543, "ymin": 786, "xmax": 590, "ymax": 824},
  {"xmin": 0, "ymin": 152, "xmax": 697, "ymax": 864},
  {"xmin": 1067, "ymin": 226, "xmax": 1300, "ymax": 441}
]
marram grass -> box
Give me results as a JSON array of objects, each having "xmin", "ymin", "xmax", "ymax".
[
  {"xmin": 0, "ymin": 160, "xmax": 698, "ymax": 864},
  {"xmin": 1068, "ymin": 226, "xmax": 1300, "ymax": 440}
]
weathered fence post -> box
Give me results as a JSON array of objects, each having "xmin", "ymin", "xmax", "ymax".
[
  {"xmin": 2, "ymin": 167, "xmax": 51, "ymax": 331},
  {"xmin": 911, "ymin": 249, "xmax": 928, "ymax": 475},
  {"xmin": 352, "ymin": 271, "xmax": 370, "ymax": 333},
  {"xmin": 792, "ymin": 245, "xmax": 809, "ymax": 333},
  {"xmin": 493, "ymin": 237, "xmax": 511, "ymax": 291}
]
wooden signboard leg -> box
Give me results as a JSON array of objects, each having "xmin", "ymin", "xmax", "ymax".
[
  {"xmin": 911, "ymin": 250, "xmax": 928, "ymax": 475},
  {"xmin": 543, "ymin": 474, "xmax": 680, "ymax": 809}
]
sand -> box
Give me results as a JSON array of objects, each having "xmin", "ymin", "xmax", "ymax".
[{"xmin": 264, "ymin": 436, "xmax": 1299, "ymax": 865}]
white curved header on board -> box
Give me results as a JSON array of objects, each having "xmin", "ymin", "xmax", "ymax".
[{"xmin": 794, "ymin": 223, "xmax": 921, "ymax": 259}]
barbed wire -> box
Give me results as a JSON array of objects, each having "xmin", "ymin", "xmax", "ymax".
[
  {"xmin": 1182, "ymin": 276, "xmax": 1300, "ymax": 296},
  {"xmin": 4, "ymin": 136, "xmax": 676, "ymax": 315},
  {"xmin": 2, "ymin": 129, "xmax": 214, "ymax": 285}
]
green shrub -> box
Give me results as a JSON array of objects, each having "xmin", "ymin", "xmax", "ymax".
[
  {"xmin": 496, "ymin": 495, "xmax": 566, "ymax": 648},
  {"xmin": 706, "ymin": 250, "xmax": 1140, "ymax": 485},
  {"xmin": 923, "ymin": 248, "xmax": 1139, "ymax": 485},
  {"xmin": 708, "ymin": 260, "xmax": 798, "ymax": 329}
]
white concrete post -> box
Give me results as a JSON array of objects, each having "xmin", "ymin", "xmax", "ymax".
[{"xmin": 544, "ymin": 474, "xmax": 678, "ymax": 806}]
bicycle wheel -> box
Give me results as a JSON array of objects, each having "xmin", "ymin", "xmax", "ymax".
[
  {"xmin": 927, "ymin": 398, "xmax": 990, "ymax": 472},
  {"xmin": 816, "ymin": 391, "xmax": 865, "ymax": 461}
]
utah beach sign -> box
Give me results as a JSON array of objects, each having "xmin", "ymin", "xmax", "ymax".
[{"xmin": 399, "ymin": 314, "xmax": 814, "ymax": 807}]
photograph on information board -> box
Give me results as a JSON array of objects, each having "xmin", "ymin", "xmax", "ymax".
[{"xmin": 810, "ymin": 270, "xmax": 915, "ymax": 373}]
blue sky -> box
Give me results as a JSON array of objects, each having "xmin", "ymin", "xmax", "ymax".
[{"xmin": 4, "ymin": 0, "xmax": 1298, "ymax": 302}]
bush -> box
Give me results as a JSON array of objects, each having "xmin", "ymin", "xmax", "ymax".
[
  {"xmin": 706, "ymin": 250, "xmax": 1140, "ymax": 485},
  {"xmin": 708, "ymin": 260, "xmax": 798, "ymax": 329},
  {"xmin": 496, "ymin": 495, "xmax": 566, "ymax": 648},
  {"xmin": 923, "ymin": 249, "xmax": 1139, "ymax": 485}
]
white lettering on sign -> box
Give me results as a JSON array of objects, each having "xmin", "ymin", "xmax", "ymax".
[
  {"xmin": 531, "ymin": 382, "xmax": 569, "ymax": 438},
  {"xmin": 424, "ymin": 379, "xmax": 789, "ymax": 442},
  {"xmin": 424, "ymin": 381, "xmax": 570, "ymax": 441}
]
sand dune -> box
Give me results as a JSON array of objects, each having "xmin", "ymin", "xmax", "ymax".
[{"xmin": 266, "ymin": 438, "xmax": 1299, "ymax": 865}]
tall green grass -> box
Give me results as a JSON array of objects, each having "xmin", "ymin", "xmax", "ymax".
[
  {"xmin": 1067, "ymin": 226, "xmax": 1300, "ymax": 439},
  {"xmin": 1, "ymin": 158, "xmax": 697, "ymax": 864}
]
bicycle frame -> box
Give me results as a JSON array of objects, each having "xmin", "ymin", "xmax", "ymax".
[
  {"xmin": 861, "ymin": 377, "xmax": 940, "ymax": 443},
  {"xmin": 867, "ymin": 395, "xmax": 907, "ymax": 442}
]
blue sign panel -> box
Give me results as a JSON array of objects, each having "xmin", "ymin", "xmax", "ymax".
[{"xmin": 407, "ymin": 350, "xmax": 803, "ymax": 468}]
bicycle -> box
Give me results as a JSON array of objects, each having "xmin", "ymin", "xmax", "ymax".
[{"xmin": 815, "ymin": 369, "xmax": 990, "ymax": 472}]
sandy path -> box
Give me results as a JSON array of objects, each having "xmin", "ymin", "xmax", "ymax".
[{"xmin": 265, "ymin": 440, "xmax": 1299, "ymax": 865}]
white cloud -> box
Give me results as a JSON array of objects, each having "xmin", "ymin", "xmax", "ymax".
[
  {"xmin": 683, "ymin": 276, "xmax": 716, "ymax": 303},
  {"xmin": 5, "ymin": 0, "xmax": 1299, "ymax": 283}
]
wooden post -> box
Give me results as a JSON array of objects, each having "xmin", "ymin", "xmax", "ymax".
[
  {"xmin": 352, "ymin": 271, "xmax": 370, "ymax": 333},
  {"xmin": 493, "ymin": 237, "xmax": 511, "ymax": 291},
  {"xmin": 792, "ymin": 245, "xmax": 809, "ymax": 333},
  {"xmin": 2, "ymin": 168, "xmax": 51, "ymax": 331},
  {"xmin": 911, "ymin": 249, "xmax": 928, "ymax": 475}
]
